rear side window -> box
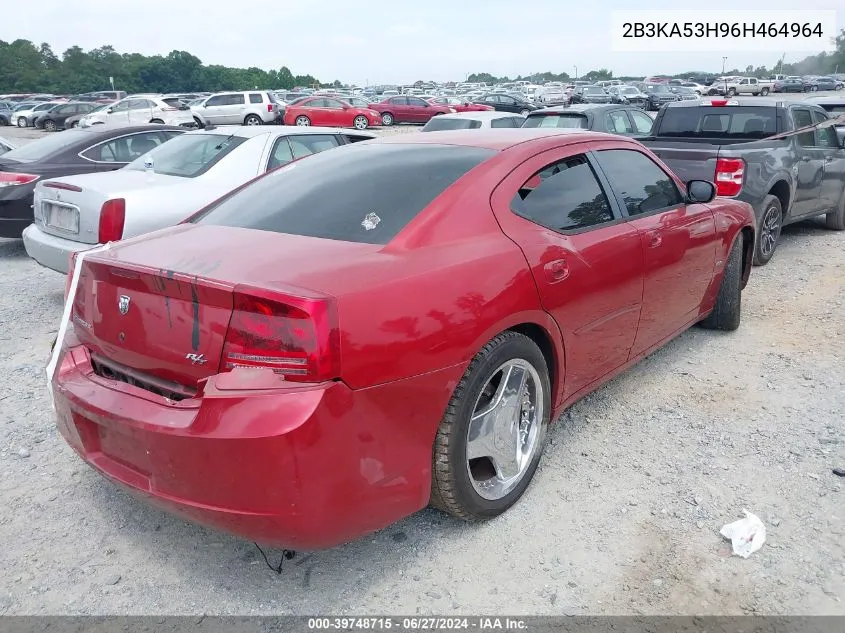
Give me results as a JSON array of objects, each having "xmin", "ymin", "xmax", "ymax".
[
  {"xmin": 657, "ymin": 106, "xmax": 778, "ymax": 138},
  {"xmin": 490, "ymin": 117, "xmax": 521, "ymax": 128},
  {"xmin": 422, "ymin": 117, "xmax": 482, "ymax": 131},
  {"xmin": 606, "ymin": 111, "xmax": 634, "ymax": 134},
  {"xmin": 249, "ymin": 93, "xmax": 263, "ymax": 104},
  {"xmin": 81, "ymin": 132, "xmax": 168, "ymax": 163},
  {"xmin": 511, "ymin": 154, "xmax": 614, "ymax": 232},
  {"xmin": 192, "ymin": 144, "xmax": 495, "ymax": 244},
  {"xmin": 523, "ymin": 114, "xmax": 588, "ymax": 129}
]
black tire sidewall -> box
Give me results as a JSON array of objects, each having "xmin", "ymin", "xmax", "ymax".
[{"xmin": 443, "ymin": 335, "xmax": 551, "ymax": 518}]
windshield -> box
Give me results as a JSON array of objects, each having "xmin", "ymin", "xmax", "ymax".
[
  {"xmin": 523, "ymin": 114, "xmax": 589, "ymax": 129},
  {"xmin": 584, "ymin": 87, "xmax": 605, "ymax": 94},
  {"xmin": 422, "ymin": 118, "xmax": 482, "ymax": 131},
  {"xmin": 657, "ymin": 106, "xmax": 779, "ymax": 139},
  {"xmin": 620, "ymin": 87, "xmax": 639, "ymax": 94},
  {"xmin": 124, "ymin": 133, "xmax": 246, "ymax": 177},
  {"xmin": 190, "ymin": 143, "xmax": 494, "ymax": 245}
]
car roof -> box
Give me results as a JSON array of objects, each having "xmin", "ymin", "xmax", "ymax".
[
  {"xmin": 803, "ymin": 96, "xmax": 845, "ymax": 105},
  {"xmin": 182, "ymin": 125, "xmax": 377, "ymax": 139},
  {"xmin": 531, "ymin": 104, "xmax": 618, "ymax": 114},
  {"xmin": 375, "ymin": 128, "xmax": 615, "ymax": 151},
  {"xmin": 663, "ymin": 98, "xmax": 788, "ymax": 108},
  {"xmin": 437, "ymin": 111, "xmax": 523, "ymax": 120}
]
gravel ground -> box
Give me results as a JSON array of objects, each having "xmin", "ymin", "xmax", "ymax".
[{"xmin": 0, "ymin": 123, "xmax": 843, "ymax": 616}]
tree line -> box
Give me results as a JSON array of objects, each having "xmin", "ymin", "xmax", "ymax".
[
  {"xmin": 0, "ymin": 40, "xmax": 325, "ymax": 94},
  {"xmin": 467, "ymin": 29, "xmax": 845, "ymax": 84},
  {"xmin": 2, "ymin": 30, "xmax": 843, "ymax": 96}
]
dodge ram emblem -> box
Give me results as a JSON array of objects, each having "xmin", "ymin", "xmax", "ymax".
[{"xmin": 118, "ymin": 295, "xmax": 130, "ymax": 315}]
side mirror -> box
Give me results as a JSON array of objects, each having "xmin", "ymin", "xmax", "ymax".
[
  {"xmin": 687, "ymin": 180, "xmax": 716, "ymax": 203},
  {"xmin": 342, "ymin": 104, "xmax": 349, "ymax": 110},
  {"xmin": 422, "ymin": 102, "xmax": 429, "ymax": 107}
]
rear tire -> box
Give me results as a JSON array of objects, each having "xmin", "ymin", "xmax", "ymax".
[
  {"xmin": 430, "ymin": 331, "xmax": 551, "ymax": 521},
  {"xmin": 70, "ymin": 121, "xmax": 79, "ymax": 128},
  {"xmin": 700, "ymin": 236, "xmax": 743, "ymax": 331},
  {"xmin": 753, "ymin": 195, "xmax": 782, "ymax": 266},
  {"xmin": 244, "ymin": 114, "xmax": 262, "ymax": 126},
  {"xmin": 44, "ymin": 119, "xmax": 57, "ymax": 132},
  {"xmin": 381, "ymin": 112, "xmax": 394, "ymax": 126},
  {"xmin": 760, "ymin": 87, "xmax": 770, "ymax": 96},
  {"xmin": 193, "ymin": 117, "xmax": 205, "ymax": 129},
  {"xmin": 825, "ymin": 194, "xmax": 845, "ymax": 230},
  {"xmin": 294, "ymin": 115, "xmax": 311, "ymax": 126}
]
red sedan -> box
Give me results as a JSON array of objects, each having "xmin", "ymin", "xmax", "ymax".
[
  {"xmin": 428, "ymin": 96, "xmax": 494, "ymax": 112},
  {"xmin": 368, "ymin": 95, "xmax": 453, "ymax": 125},
  {"xmin": 52, "ymin": 130, "xmax": 755, "ymax": 550},
  {"xmin": 283, "ymin": 96, "xmax": 381, "ymax": 129}
]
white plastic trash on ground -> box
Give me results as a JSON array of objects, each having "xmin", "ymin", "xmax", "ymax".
[
  {"xmin": 45, "ymin": 243, "xmax": 114, "ymax": 408},
  {"xmin": 720, "ymin": 510, "xmax": 767, "ymax": 558}
]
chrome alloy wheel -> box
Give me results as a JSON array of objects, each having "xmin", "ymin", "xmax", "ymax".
[
  {"xmin": 760, "ymin": 203, "xmax": 781, "ymax": 258},
  {"xmin": 465, "ymin": 359, "xmax": 544, "ymax": 501}
]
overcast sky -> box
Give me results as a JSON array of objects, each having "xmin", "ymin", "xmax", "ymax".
[{"xmin": 2, "ymin": 0, "xmax": 843, "ymax": 85}]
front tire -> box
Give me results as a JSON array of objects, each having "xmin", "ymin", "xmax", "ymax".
[
  {"xmin": 700, "ymin": 236, "xmax": 743, "ymax": 331},
  {"xmin": 825, "ymin": 194, "xmax": 845, "ymax": 230},
  {"xmin": 727, "ymin": 88, "xmax": 736, "ymax": 97},
  {"xmin": 353, "ymin": 115, "xmax": 368, "ymax": 130},
  {"xmin": 17, "ymin": 117, "xmax": 27, "ymax": 128},
  {"xmin": 69, "ymin": 120, "xmax": 79, "ymax": 128},
  {"xmin": 381, "ymin": 112, "xmax": 394, "ymax": 126},
  {"xmin": 753, "ymin": 194, "xmax": 783, "ymax": 266},
  {"xmin": 430, "ymin": 331, "xmax": 551, "ymax": 521}
]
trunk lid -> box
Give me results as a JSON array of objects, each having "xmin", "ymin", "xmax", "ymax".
[
  {"xmin": 72, "ymin": 225, "xmax": 387, "ymax": 388},
  {"xmin": 72, "ymin": 256, "xmax": 235, "ymax": 388},
  {"xmin": 35, "ymin": 170, "xmax": 186, "ymax": 244}
]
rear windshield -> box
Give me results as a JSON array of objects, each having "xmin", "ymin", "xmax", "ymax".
[
  {"xmin": 656, "ymin": 106, "xmax": 779, "ymax": 138},
  {"xmin": 819, "ymin": 104, "xmax": 845, "ymax": 114},
  {"xmin": 124, "ymin": 133, "xmax": 246, "ymax": 178},
  {"xmin": 191, "ymin": 143, "xmax": 495, "ymax": 244},
  {"xmin": 0, "ymin": 129, "xmax": 89, "ymax": 162},
  {"xmin": 422, "ymin": 118, "xmax": 482, "ymax": 131},
  {"xmin": 523, "ymin": 114, "xmax": 588, "ymax": 129}
]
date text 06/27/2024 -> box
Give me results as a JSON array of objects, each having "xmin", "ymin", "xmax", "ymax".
[{"xmin": 610, "ymin": 9, "xmax": 837, "ymax": 52}]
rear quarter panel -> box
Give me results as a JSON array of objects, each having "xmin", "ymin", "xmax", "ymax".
[{"xmin": 335, "ymin": 160, "xmax": 562, "ymax": 394}]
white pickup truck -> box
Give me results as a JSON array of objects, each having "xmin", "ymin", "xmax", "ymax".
[{"xmin": 724, "ymin": 76, "xmax": 776, "ymax": 96}]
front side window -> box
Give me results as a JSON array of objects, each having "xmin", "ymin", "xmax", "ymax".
[
  {"xmin": 511, "ymin": 154, "xmax": 615, "ymax": 232},
  {"xmin": 630, "ymin": 110, "xmax": 654, "ymax": 134},
  {"xmin": 490, "ymin": 117, "xmax": 520, "ymax": 128},
  {"xmin": 594, "ymin": 149, "xmax": 683, "ymax": 216},
  {"xmin": 205, "ymin": 95, "xmax": 225, "ymax": 107},
  {"xmin": 522, "ymin": 114, "xmax": 588, "ymax": 129},
  {"xmin": 606, "ymin": 111, "xmax": 634, "ymax": 134},
  {"xmin": 811, "ymin": 110, "xmax": 839, "ymax": 148}
]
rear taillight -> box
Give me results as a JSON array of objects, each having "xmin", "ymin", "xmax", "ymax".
[
  {"xmin": 98, "ymin": 198, "xmax": 125, "ymax": 242},
  {"xmin": 267, "ymin": 103, "xmax": 274, "ymax": 112},
  {"xmin": 0, "ymin": 172, "xmax": 39, "ymax": 188},
  {"xmin": 221, "ymin": 287, "xmax": 340, "ymax": 382},
  {"xmin": 715, "ymin": 158, "xmax": 745, "ymax": 197}
]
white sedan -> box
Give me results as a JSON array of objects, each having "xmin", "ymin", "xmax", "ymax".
[
  {"xmin": 421, "ymin": 111, "xmax": 526, "ymax": 131},
  {"xmin": 22, "ymin": 125, "xmax": 376, "ymax": 273}
]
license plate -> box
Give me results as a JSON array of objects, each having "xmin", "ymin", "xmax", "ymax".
[{"xmin": 44, "ymin": 202, "xmax": 79, "ymax": 233}]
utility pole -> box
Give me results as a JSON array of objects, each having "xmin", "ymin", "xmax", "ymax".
[
  {"xmin": 722, "ymin": 57, "xmax": 728, "ymax": 95},
  {"xmin": 573, "ymin": 65, "xmax": 578, "ymax": 80}
]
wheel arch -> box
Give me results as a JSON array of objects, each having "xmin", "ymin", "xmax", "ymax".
[
  {"xmin": 506, "ymin": 322, "xmax": 563, "ymax": 408},
  {"xmin": 767, "ymin": 179, "xmax": 791, "ymax": 218}
]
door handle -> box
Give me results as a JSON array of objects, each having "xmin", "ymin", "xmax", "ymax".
[
  {"xmin": 648, "ymin": 232, "xmax": 662, "ymax": 248},
  {"xmin": 801, "ymin": 156, "xmax": 811, "ymax": 162},
  {"xmin": 543, "ymin": 259, "xmax": 570, "ymax": 284}
]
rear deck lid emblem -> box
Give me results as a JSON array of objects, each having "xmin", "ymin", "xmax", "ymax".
[{"xmin": 118, "ymin": 295, "xmax": 130, "ymax": 315}]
